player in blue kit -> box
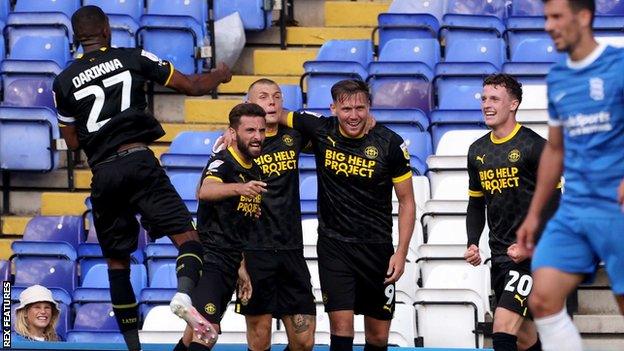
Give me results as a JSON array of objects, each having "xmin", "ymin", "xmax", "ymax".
[{"xmin": 517, "ymin": 1, "xmax": 624, "ymax": 350}]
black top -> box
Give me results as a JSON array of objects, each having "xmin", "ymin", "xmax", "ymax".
[
  {"xmin": 197, "ymin": 147, "xmax": 264, "ymax": 253},
  {"xmin": 288, "ymin": 111, "xmax": 412, "ymax": 244},
  {"xmin": 467, "ymin": 124, "xmax": 554, "ymax": 257},
  {"xmin": 248, "ymin": 125, "xmax": 308, "ymax": 250},
  {"xmin": 53, "ymin": 47, "xmax": 173, "ymax": 166}
]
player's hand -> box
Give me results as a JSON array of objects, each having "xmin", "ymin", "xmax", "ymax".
[
  {"xmin": 463, "ymin": 244, "xmax": 481, "ymax": 266},
  {"xmin": 384, "ymin": 251, "xmax": 407, "ymax": 284},
  {"xmin": 516, "ymin": 213, "xmax": 540, "ymax": 253},
  {"xmin": 507, "ymin": 243, "xmax": 530, "ymax": 263},
  {"xmin": 363, "ymin": 112, "xmax": 377, "ymax": 135},
  {"xmin": 237, "ymin": 180, "xmax": 267, "ymax": 197},
  {"xmin": 212, "ymin": 62, "xmax": 232, "ymax": 83},
  {"xmin": 617, "ymin": 179, "xmax": 624, "ymax": 211},
  {"xmin": 212, "ymin": 132, "xmax": 232, "ymax": 153},
  {"xmin": 237, "ymin": 263, "xmax": 252, "ymax": 304}
]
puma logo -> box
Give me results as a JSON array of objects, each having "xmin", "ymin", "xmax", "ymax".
[
  {"xmin": 238, "ymin": 174, "xmax": 246, "ymax": 182},
  {"xmin": 328, "ymin": 136, "xmax": 336, "ymax": 147},
  {"xmin": 476, "ymin": 154, "xmax": 486, "ymax": 165},
  {"xmin": 383, "ymin": 305, "xmax": 392, "ymax": 313},
  {"xmin": 514, "ymin": 294, "xmax": 527, "ymax": 307}
]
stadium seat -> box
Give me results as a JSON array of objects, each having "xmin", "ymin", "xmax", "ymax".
[
  {"xmin": 169, "ymin": 173, "xmax": 201, "ymax": 213},
  {"xmin": 20, "ymin": 215, "xmax": 84, "ymax": 249},
  {"xmin": 509, "ymin": 0, "xmax": 543, "ymax": 17},
  {"xmin": 444, "ymin": 38, "xmax": 506, "ymax": 69},
  {"xmin": 161, "ymin": 131, "xmax": 223, "ymax": 174},
  {"xmin": 433, "ymin": 127, "xmax": 488, "ymax": 157},
  {"xmin": 388, "ymin": 0, "xmax": 445, "ymax": 22},
  {"xmin": 6, "ymin": 6, "xmax": 74, "ymax": 54},
  {"xmin": 2, "ymin": 74, "xmax": 57, "ymax": 110},
  {"xmin": 83, "ymin": 0, "xmax": 143, "ymax": 22},
  {"xmin": 279, "ymin": 84, "xmax": 303, "ymax": 111},
  {"xmin": 7, "ymin": 34, "xmax": 70, "ymax": 68},
  {"xmin": 597, "ymin": 2, "xmax": 624, "ymax": 15},
  {"xmin": 301, "ymin": 218, "xmax": 318, "ymax": 259},
  {"xmin": 305, "ymin": 259, "xmax": 321, "ymax": 301},
  {"xmin": 0, "ymin": 106, "xmax": 60, "ymax": 171},
  {"xmin": 434, "ymin": 62, "xmax": 498, "ymax": 110},
  {"xmin": 413, "ymin": 288, "xmax": 486, "ymax": 348},
  {"xmin": 72, "ymin": 302, "xmax": 119, "ymax": 331},
  {"xmin": 300, "ymin": 175, "xmax": 317, "ymax": 215},
  {"xmin": 146, "ymin": 259, "xmax": 176, "ymax": 288},
  {"xmin": 372, "ymin": 108, "xmax": 429, "ymax": 132},
  {"xmin": 139, "ymin": 304, "xmax": 187, "ymax": 343},
  {"xmin": 423, "ymin": 216, "xmax": 490, "ymax": 255},
  {"xmin": 13, "ymin": 0, "xmax": 79, "ymax": 18},
  {"xmin": 397, "ymin": 131, "xmax": 432, "ymax": 176},
  {"xmin": 214, "ymin": 0, "xmax": 272, "ymax": 31},
  {"xmin": 219, "ymin": 304, "xmax": 251, "ymax": 343},
  {"xmin": 428, "ymin": 170, "xmax": 469, "ymax": 201},
  {"xmin": 66, "ymin": 331, "xmax": 125, "ymax": 343},
  {"xmin": 139, "ymin": 0, "xmax": 208, "ymax": 74},
  {"xmin": 375, "ymin": 13, "xmax": 440, "ymax": 54},
  {"xmin": 416, "ymin": 243, "xmax": 488, "ymax": 286},
  {"xmin": 445, "ymin": 0, "xmax": 507, "ymax": 18},
  {"xmin": 368, "ymin": 63, "xmax": 433, "ymax": 112},
  {"xmin": 0, "ymin": 0, "xmax": 8, "ymax": 21},
  {"xmin": 0, "ymin": 259, "xmax": 8, "ymax": 282},
  {"xmin": 508, "ymin": 34, "xmax": 564, "ymax": 63},
  {"xmin": 396, "ymin": 261, "xmax": 418, "ymax": 304},
  {"xmin": 440, "ymin": 14, "xmax": 505, "ymax": 62},
  {"xmin": 378, "ymin": 38, "xmax": 440, "ymax": 70},
  {"xmin": 426, "ymin": 263, "xmax": 491, "ymax": 311},
  {"xmin": 74, "ymin": 263, "xmax": 147, "ymax": 305},
  {"xmin": 13, "ymin": 257, "xmax": 77, "ymax": 293}
]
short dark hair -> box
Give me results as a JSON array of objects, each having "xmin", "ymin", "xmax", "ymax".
[
  {"xmin": 71, "ymin": 6, "xmax": 108, "ymax": 43},
  {"xmin": 330, "ymin": 79, "xmax": 371, "ymax": 104},
  {"xmin": 542, "ymin": 0, "xmax": 595, "ymax": 24},
  {"xmin": 229, "ymin": 103, "xmax": 266, "ymax": 128},
  {"xmin": 483, "ymin": 74, "xmax": 523, "ymax": 106},
  {"xmin": 248, "ymin": 78, "xmax": 279, "ymax": 92}
]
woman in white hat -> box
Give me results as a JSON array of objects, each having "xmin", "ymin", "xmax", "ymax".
[{"xmin": 14, "ymin": 285, "xmax": 60, "ymax": 341}]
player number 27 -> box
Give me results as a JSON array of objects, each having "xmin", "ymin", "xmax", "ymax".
[
  {"xmin": 504, "ymin": 270, "xmax": 533, "ymax": 296},
  {"xmin": 74, "ymin": 70, "xmax": 132, "ymax": 133}
]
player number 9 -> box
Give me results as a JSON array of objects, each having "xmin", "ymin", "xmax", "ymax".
[{"xmin": 384, "ymin": 284, "xmax": 395, "ymax": 305}]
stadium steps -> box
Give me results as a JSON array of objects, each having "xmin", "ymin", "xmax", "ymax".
[
  {"xmin": 159, "ymin": 122, "xmax": 217, "ymax": 142},
  {"xmin": 217, "ymin": 75, "xmax": 300, "ymax": 94},
  {"xmin": 286, "ymin": 27, "xmax": 373, "ymax": 46},
  {"xmin": 1, "ymin": 215, "xmax": 30, "ymax": 235},
  {"xmin": 324, "ymin": 1, "xmax": 389, "ymax": 27},
  {"xmin": 0, "ymin": 238, "xmax": 14, "ymax": 260},
  {"xmin": 40, "ymin": 192, "xmax": 89, "ymax": 216},
  {"xmin": 184, "ymin": 98, "xmax": 244, "ymax": 125},
  {"xmin": 253, "ymin": 49, "xmax": 318, "ymax": 76}
]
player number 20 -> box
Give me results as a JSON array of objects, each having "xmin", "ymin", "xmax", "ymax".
[
  {"xmin": 74, "ymin": 70, "xmax": 132, "ymax": 133},
  {"xmin": 504, "ymin": 270, "xmax": 533, "ymax": 296}
]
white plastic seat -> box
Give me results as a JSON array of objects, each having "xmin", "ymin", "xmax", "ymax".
[
  {"xmin": 139, "ymin": 305, "xmax": 185, "ymax": 344},
  {"xmin": 435, "ymin": 129, "xmax": 488, "ymax": 156},
  {"xmin": 428, "ymin": 171, "xmax": 469, "ymax": 200},
  {"xmin": 302, "ymin": 218, "xmax": 318, "ymax": 259}
]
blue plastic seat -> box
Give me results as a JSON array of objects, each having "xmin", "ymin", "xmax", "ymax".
[
  {"xmin": 434, "ymin": 62, "xmax": 498, "ymax": 110},
  {"xmin": 13, "ymin": 0, "xmax": 80, "ymax": 18},
  {"xmin": 378, "ymin": 38, "xmax": 440, "ymax": 70},
  {"xmin": 597, "ymin": 2, "xmax": 624, "ymax": 16},
  {"xmin": 7, "ymin": 34, "xmax": 70, "ymax": 68},
  {"xmin": 161, "ymin": 131, "xmax": 223, "ymax": 172},
  {"xmin": 509, "ymin": 0, "xmax": 543, "ymax": 17},
  {"xmin": 509, "ymin": 35, "xmax": 564, "ymax": 63},
  {"xmin": 72, "ymin": 302, "xmax": 119, "ymax": 331},
  {"xmin": 170, "ymin": 173, "xmax": 201, "ymax": 213},
  {"xmin": 371, "ymin": 108, "xmax": 429, "ymax": 132},
  {"xmin": 0, "ymin": 259, "xmax": 8, "ymax": 282},
  {"xmin": 445, "ymin": 0, "xmax": 508, "ymax": 18},
  {"xmin": 144, "ymin": 242, "xmax": 178, "ymax": 260},
  {"xmin": 370, "ymin": 74, "xmax": 432, "ymax": 112},
  {"xmin": 440, "ymin": 14, "xmax": 506, "ymax": 57},
  {"xmin": 215, "ymin": 0, "xmax": 272, "ymax": 31},
  {"xmin": 0, "ymin": 0, "xmax": 8, "ymax": 21},
  {"xmin": 74, "ymin": 263, "xmax": 147, "ymax": 302},
  {"xmin": 13, "ymin": 257, "xmax": 77, "ymax": 293},
  {"xmin": 388, "ymin": 0, "xmax": 445, "ymax": 23},
  {"xmin": 22, "ymin": 216, "xmax": 84, "ymax": 249},
  {"xmin": 147, "ymin": 259, "xmax": 176, "ymax": 288},
  {"xmin": 280, "ymin": 84, "xmax": 303, "ymax": 111},
  {"xmin": 399, "ymin": 131, "xmax": 433, "ymax": 176},
  {"xmin": 0, "ymin": 106, "xmax": 60, "ymax": 171},
  {"xmin": 139, "ymin": 288, "xmax": 176, "ymax": 319},
  {"xmin": 7, "ymin": 2, "xmax": 75, "ymax": 48},
  {"xmin": 444, "ymin": 38, "xmax": 506, "ymax": 69},
  {"xmin": 139, "ymin": 0, "xmax": 208, "ymax": 74},
  {"xmin": 66, "ymin": 331, "xmax": 125, "ymax": 343},
  {"xmin": 303, "ymin": 62, "xmax": 368, "ymax": 109},
  {"xmin": 83, "ymin": 0, "xmax": 143, "ymax": 22},
  {"xmin": 431, "ymin": 124, "xmax": 489, "ymax": 153},
  {"xmin": 1, "ymin": 57, "xmax": 59, "ymax": 111},
  {"xmin": 316, "ymin": 40, "xmax": 373, "ymax": 67},
  {"xmin": 299, "ymin": 175, "xmax": 317, "ymax": 215},
  {"xmin": 376, "ymin": 13, "xmax": 440, "ymax": 53}
]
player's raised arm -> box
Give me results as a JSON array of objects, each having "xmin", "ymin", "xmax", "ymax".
[
  {"xmin": 166, "ymin": 62, "xmax": 233, "ymax": 96},
  {"xmin": 517, "ymin": 125, "xmax": 564, "ymax": 251}
]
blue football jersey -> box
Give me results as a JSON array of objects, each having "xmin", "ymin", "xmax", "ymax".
[{"xmin": 547, "ymin": 44, "xmax": 624, "ymax": 213}]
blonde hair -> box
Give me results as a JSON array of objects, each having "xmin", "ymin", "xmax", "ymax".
[{"xmin": 15, "ymin": 302, "xmax": 60, "ymax": 342}]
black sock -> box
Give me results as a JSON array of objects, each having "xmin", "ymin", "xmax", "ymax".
[
  {"xmin": 174, "ymin": 338, "xmax": 188, "ymax": 351},
  {"xmin": 526, "ymin": 338, "xmax": 542, "ymax": 351},
  {"xmin": 108, "ymin": 268, "xmax": 140, "ymax": 351},
  {"xmin": 492, "ymin": 332, "xmax": 518, "ymax": 351},
  {"xmin": 189, "ymin": 342, "xmax": 212, "ymax": 351},
  {"xmin": 330, "ymin": 334, "xmax": 353, "ymax": 351},
  {"xmin": 364, "ymin": 343, "xmax": 388, "ymax": 351},
  {"xmin": 176, "ymin": 240, "xmax": 204, "ymax": 294}
]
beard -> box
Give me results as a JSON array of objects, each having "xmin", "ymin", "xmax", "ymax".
[{"xmin": 237, "ymin": 137, "xmax": 259, "ymax": 159}]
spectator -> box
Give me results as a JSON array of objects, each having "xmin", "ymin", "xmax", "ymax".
[{"xmin": 14, "ymin": 285, "xmax": 60, "ymax": 342}]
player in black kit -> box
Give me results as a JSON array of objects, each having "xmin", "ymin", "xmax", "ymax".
[
  {"xmin": 176, "ymin": 103, "xmax": 266, "ymax": 351},
  {"xmin": 465, "ymin": 74, "xmax": 559, "ymax": 351},
  {"xmin": 237, "ymin": 79, "xmax": 316, "ymax": 351},
  {"xmin": 53, "ymin": 6, "xmax": 231, "ymax": 351},
  {"xmin": 277, "ymin": 79, "xmax": 416, "ymax": 351}
]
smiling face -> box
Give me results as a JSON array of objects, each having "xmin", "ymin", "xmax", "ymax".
[
  {"xmin": 25, "ymin": 302, "xmax": 53, "ymax": 334},
  {"xmin": 331, "ymin": 92, "xmax": 370, "ymax": 138},
  {"xmin": 481, "ymin": 84, "xmax": 519, "ymax": 129},
  {"xmin": 247, "ymin": 82, "xmax": 283, "ymax": 126}
]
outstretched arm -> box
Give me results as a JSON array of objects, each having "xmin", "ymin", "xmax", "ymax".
[{"xmin": 167, "ymin": 62, "xmax": 232, "ymax": 96}]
